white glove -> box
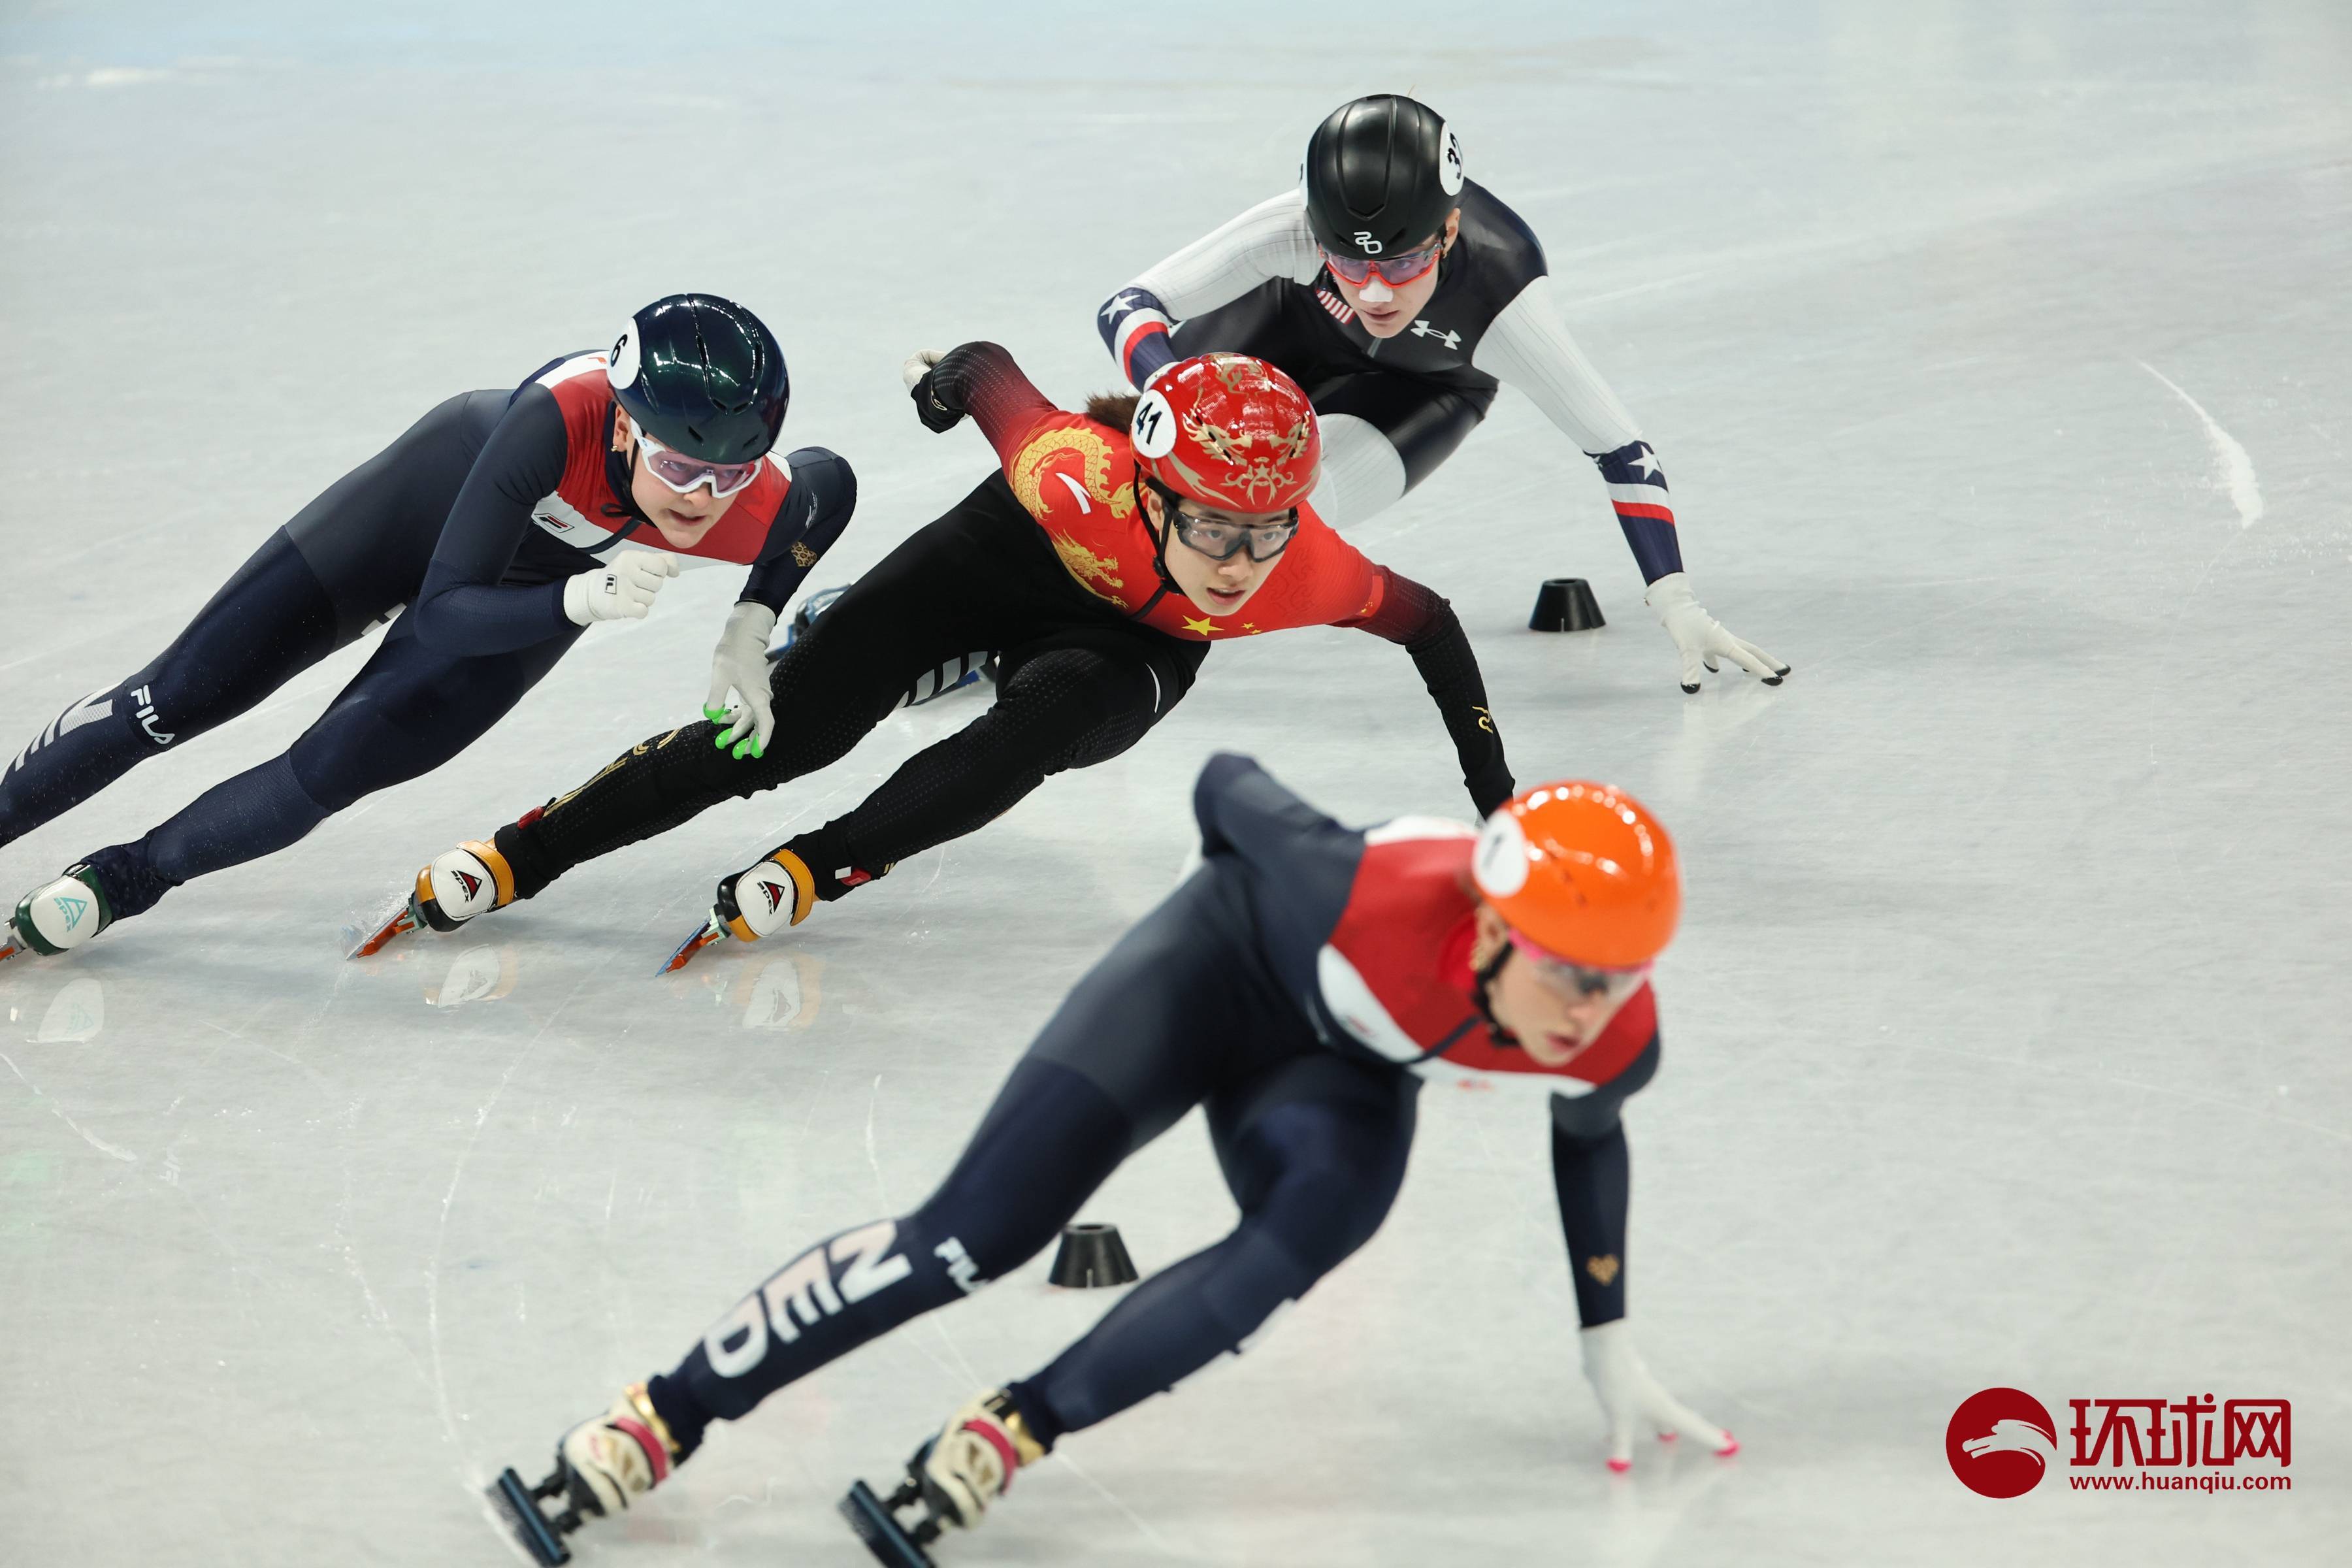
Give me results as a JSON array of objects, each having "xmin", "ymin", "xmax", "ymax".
[
  {"xmin": 704, "ymin": 601, "xmax": 779, "ymax": 761},
  {"xmin": 1579, "ymin": 1319, "xmax": 1738, "ymax": 1472},
  {"xmin": 563, "ymin": 551, "xmax": 678, "ymax": 626},
  {"xmin": 901, "ymin": 348, "xmax": 943, "ymax": 391},
  {"xmin": 1644, "ymin": 572, "xmax": 1788, "ymax": 694}
]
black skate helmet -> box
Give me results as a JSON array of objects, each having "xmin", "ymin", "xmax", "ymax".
[
  {"xmin": 1301, "ymin": 94, "xmax": 1465, "ymax": 263},
  {"xmin": 606, "ymin": 293, "xmax": 790, "ymax": 465}
]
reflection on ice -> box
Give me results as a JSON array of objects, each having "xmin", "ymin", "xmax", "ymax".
[
  {"xmin": 424, "ymin": 945, "xmax": 520, "ymax": 1009},
  {"xmin": 724, "ymin": 955, "xmax": 827, "ymax": 1032},
  {"xmin": 1, "ymin": 3, "xmax": 2348, "ymax": 1565},
  {"xmin": 7, "ymin": 974, "xmax": 106, "ymax": 1043},
  {"xmin": 37, "ymin": 976, "xmax": 105, "ymax": 1043}
]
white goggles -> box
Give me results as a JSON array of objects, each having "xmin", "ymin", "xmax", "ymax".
[{"xmin": 634, "ymin": 427, "xmax": 762, "ymax": 498}]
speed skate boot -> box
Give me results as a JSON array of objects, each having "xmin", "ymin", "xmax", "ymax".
[
  {"xmin": 4, "ymin": 864, "xmax": 115, "ymax": 964},
  {"xmin": 658, "ymin": 844, "xmax": 817, "ymax": 974},
  {"xmin": 841, "ymin": 1390, "xmax": 1047, "ymax": 1566},
  {"xmin": 347, "ymin": 838, "xmax": 516, "ymax": 958},
  {"xmin": 491, "ymin": 1382, "xmax": 681, "ymax": 1566}
]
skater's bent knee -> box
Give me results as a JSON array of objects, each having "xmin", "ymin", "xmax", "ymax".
[{"xmin": 1247, "ymin": 1160, "xmax": 1401, "ymax": 1279}]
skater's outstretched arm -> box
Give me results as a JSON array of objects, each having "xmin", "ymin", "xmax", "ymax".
[
  {"xmin": 1338, "ymin": 566, "xmax": 1515, "ymax": 817},
  {"xmin": 704, "ymin": 447, "xmax": 862, "ymax": 762},
  {"xmin": 1096, "ymin": 190, "xmax": 1324, "ymax": 387},
  {"xmin": 1467, "ymin": 282, "xmax": 1667, "ymax": 571},
  {"xmin": 736, "ymin": 446, "xmax": 858, "ymax": 613},
  {"xmin": 410, "ymin": 385, "xmax": 580, "ymax": 656},
  {"xmin": 1473, "ymin": 282, "xmax": 1788, "ymax": 693},
  {"xmin": 905, "ymin": 340, "xmax": 1060, "ymax": 457},
  {"xmin": 1546, "ymin": 1043, "xmax": 1735, "ymax": 1468},
  {"xmin": 1546, "ymin": 1054, "xmax": 1654, "ymax": 1330}
]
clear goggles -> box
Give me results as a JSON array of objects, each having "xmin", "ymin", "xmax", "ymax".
[
  {"xmin": 634, "ymin": 427, "xmax": 762, "ymax": 498},
  {"xmin": 1169, "ymin": 505, "xmax": 1299, "ymax": 563},
  {"xmin": 1319, "ymin": 236, "xmax": 1446, "ymax": 288},
  {"xmin": 1507, "ymin": 930, "xmax": 1652, "ymax": 1004}
]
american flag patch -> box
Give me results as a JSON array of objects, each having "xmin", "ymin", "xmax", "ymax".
[
  {"xmin": 1593, "ymin": 441, "xmax": 1674, "ymax": 525},
  {"xmin": 1315, "ymin": 287, "xmax": 1356, "ymax": 325}
]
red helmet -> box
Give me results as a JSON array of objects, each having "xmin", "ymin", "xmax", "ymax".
[{"xmin": 1129, "ymin": 353, "xmax": 1320, "ymax": 515}]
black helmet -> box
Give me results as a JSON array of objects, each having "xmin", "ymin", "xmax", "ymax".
[
  {"xmin": 1301, "ymin": 95, "xmax": 1465, "ymax": 262},
  {"xmin": 606, "ymin": 293, "xmax": 789, "ymax": 464}
]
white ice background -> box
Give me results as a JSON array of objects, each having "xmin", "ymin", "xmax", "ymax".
[{"xmin": 1, "ymin": 3, "xmax": 2347, "ymax": 1564}]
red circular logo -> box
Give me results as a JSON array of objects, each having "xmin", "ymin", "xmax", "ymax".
[{"xmin": 1946, "ymin": 1388, "xmax": 2058, "ymax": 1497}]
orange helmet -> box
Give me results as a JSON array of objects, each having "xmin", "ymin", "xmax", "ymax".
[
  {"xmin": 1471, "ymin": 781, "xmax": 1680, "ymax": 968},
  {"xmin": 1129, "ymin": 353, "xmax": 1320, "ymax": 515}
]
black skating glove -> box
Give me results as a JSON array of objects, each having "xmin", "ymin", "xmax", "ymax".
[{"xmin": 901, "ymin": 350, "xmax": 966, "ymax": 433}]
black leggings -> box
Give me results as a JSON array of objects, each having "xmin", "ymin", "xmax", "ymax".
[
  {"xmin": 1169, "ymin": 282, "xmax": 1495, "ymax": 491},
  {"xmin": 504, "ymin": 473, "xmax": 1207, "ymax": 902},
  {"xmin": 645, "ymin": 862, "xmax": 1418, "ymax": 1454},
  {"xmin": 0, "ymin": 390, "xmax": 502, "ymax": 851},
  {"xmin": 0, "ymin": 390, "xmax": 581, "ymax": 920}
]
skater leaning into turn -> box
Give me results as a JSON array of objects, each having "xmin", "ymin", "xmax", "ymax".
[
  {"xmin": 1098, "ymin": 92, "xmax": 1786, "ymax": 694},
  {"xmin": 376, "ymin": 343, "xmax": 1516, "ymax": 967},
  {"xmin": 0, "ymin": 295, "xmax": 853, "ymax": 962},
  {"xmin": 493, "ymin": 753, "xmax": 1735, "ymax": 1565}
]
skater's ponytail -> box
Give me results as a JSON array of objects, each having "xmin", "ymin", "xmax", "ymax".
[{"xmin": 1085, "ymin": 391, "xmax": 1140, "ymax": 431}]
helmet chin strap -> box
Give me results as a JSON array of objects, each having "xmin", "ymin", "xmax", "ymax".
[
  {"xmin": 599, "ymin": 409, "xmax": 653, "ymax": 539},
  {"xmin": 1470, "ymin": 939, "xmax": 1522, "ymax": 1049},
  {"xmin": 1122, "ymin": 463, "xmax": 1181, "ymax": 623}
]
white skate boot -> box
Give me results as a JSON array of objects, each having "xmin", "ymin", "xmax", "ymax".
[
  {"xmin": 491, "ymin": 1382, "xmax": 680, "ymax": 1565},
  {"xmin": 348, "ymin": 839, "xmax": 516, "ymax": 958},
  {"xmin": 659, "ymin": 844, "xmax": 816, "ymax": 974},
  {"xmin": 842, "ymin": 1389, "xmax": 1047, "ymax": 1563},
  {"xmin": 5, "ymin": 866, "xmax": 114, "ymax": 962}
]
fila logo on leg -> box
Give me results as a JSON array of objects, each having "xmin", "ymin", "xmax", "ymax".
[{"xmin": 130, "ymin": 685, "xmax": 176, "ymax": 747}]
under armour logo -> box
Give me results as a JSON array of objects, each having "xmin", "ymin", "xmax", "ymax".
[{"xmin": 1409, "ymin": 321, "xmax": 1462, "ymax": 350}]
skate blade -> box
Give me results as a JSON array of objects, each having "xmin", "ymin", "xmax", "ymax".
[
  {"xmin": 840, "ymin": 1479, "xmax": 939, "ymax": 1568},
  {"xmin": 0, "ymin": 938, "xmax": 24, "ymax": 966},
  {"xmin": 656, "ymin": 915, "xmax": 725, "ymax": 976},
  {"xmin": 343, "ymin": 890, "xmax": 419, "ymax": 960},
  {"xmin": 489, "ymin": 1467, "xmax": 574, "ymax": 1566}
]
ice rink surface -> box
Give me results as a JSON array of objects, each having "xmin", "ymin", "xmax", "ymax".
[{"xmin": 3, "ymin": 2, "xmax": 2348, "ymax": 1563}]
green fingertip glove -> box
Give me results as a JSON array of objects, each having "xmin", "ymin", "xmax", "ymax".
[{"xmin": 705, "ymin": 706, "xmax": 765, "ymax": 760}]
